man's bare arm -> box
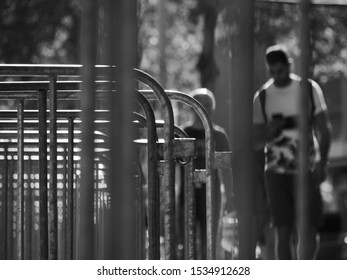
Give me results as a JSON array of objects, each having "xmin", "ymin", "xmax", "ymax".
[
  {"xmin": 313, "ymin": 110, "xmax": 332, "ymax": 183},
  {"xmin": 313, "ymin": 111, "xmax": 332, "ymax": 166}
]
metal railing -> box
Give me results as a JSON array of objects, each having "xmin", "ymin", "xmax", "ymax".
[{"xmin": 0, "ymin": 64, "xmax": 233, "ymax": 260}]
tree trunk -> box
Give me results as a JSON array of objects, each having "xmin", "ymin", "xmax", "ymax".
[{"xmin": 197, "ymin": 0, "xmax": 219, "ymax": 91}]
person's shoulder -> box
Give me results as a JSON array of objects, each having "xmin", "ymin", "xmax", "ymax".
[
  {"xmin": 308, "ymin": 78, "xmax": 322, "ymax": 91},
  {"xmin": 212, "ymin": 124, "xmax": 230, "ymax": 149},
  {"xmin": 288, "ymin": 73, "xmax": 302, "ymax": 87},
  {"xmin": 255, "ymin": 78, "xmax": 274, "ymax": 99},
  {"xmin": 260, "ymin": 78, "xmax": 274, "ymax": 91},
  {"xmin": 290, "ymin": 74, "xmax": 320, "ymax": 89},
  {"xmin": 290, "ymin": 73, "xmax": 301, "ymax": 81},
  {"xmin": 212, "ymin": 123, "xmax": 227, "ymax": 135},
  {"xmin": 183, "ymin": 125, "xmax": 205, "ymax": 138}
]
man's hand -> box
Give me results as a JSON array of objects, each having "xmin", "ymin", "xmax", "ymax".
[{"xmin": 265, "ymin": 117, "xmax": 285, "ymax": 140}]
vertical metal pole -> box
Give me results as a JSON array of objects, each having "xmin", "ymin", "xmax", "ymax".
[
  {"xmin": 94, "ymin": 161, "xmax": 99, "ymax": 259},
  {"xmin": 231, "ymin": 0, "xmax": 255, "ymax": 259},
  {"xmin": 32, "ymin": 164, "xmax": 39, "ymax": 260},
  {"xmin": 79, "ymin": 0, "xmax": 97, "ymax": 260},
  {"xmin": 0, "ymin": 152, "xmax": 3, "ymax": 259},
  {"xmin": 49, "ymin": 75, "xmax": 58, "ymax": 259},
  {"xmin": 135, "ymin": 94, "xmax": 161, "ymax": 259},
  {"xmin": 62, "ymin": 147, "xmax": 68, "ymax": 260},
  {"xmin": 99, "ymin": 191, "xmax": 105, "ymax": 259},
  {"xmin": 134, "ymin": 161, "xmax": 144, "ymax": 260},
  {"xmin": 3, "ymin": 145, "xmax": 8, "ymax": 259},
  {"xmin": 184, "ymin": 161, "xmax": 196, "ymax": 260},
  {"xmin": 73, "ymin": 162, "xmax": 78, "ymax": 259},
  {"xmin": 68, "ymin": 117, "xmax": 74, "ymax": 259},
  {"xmin": 206, "ymin": 135, "xmax": 215, "ymax": 260},
  {"xmin": 38, "ymin": 90, "xmax": 48, "ymax": 259},
  {"xmin": 108, "ymin": 0, "xmax": 137, "ymax": 259},
  {"xmin": 17, "ymin": 99, "xmax": 25, "ymax": 260},
  {"xmin": 8, "ymin": 158, "xmax": 14, "ymax": 259},
  {"xmin": 26, "ymin": 157, "xmax": 33, "ymax": 260},
  {"xmin": 297, "ymin": 0, "xmax": 311, "ymax": 259}
]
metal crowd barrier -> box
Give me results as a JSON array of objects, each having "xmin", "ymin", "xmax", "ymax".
[
  {"xmin": 142, "ymin": 89, "xmax": 233, "ymax": 259},
  {"xmin": 0, "ymin": 64, "xmax": 232, "ymax": 260}
]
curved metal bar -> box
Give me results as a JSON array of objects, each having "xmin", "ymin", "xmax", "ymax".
[
  {"xmin": 134, "ymin": 69, "xmax": 176, "ymax": 260},
  {"xmin": 133, "ymin": 92, "xmax": 161, "ymax": 260},
  {"xmin": 0, "ymin": 64, "xmax": 177, "ymax": 260},
  {"xmin": 165, "ymin": 90, "xmax": 216, "ymax": 260},
  {"xmin": 151, "ymin": 121, "xmax": 191, "ymax": 166},
  {"xmin": 140, "ymin": 88, "xmax": 217, "ymax": 258}
]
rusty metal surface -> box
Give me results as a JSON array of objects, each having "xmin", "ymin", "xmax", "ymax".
[
  {"xmin": 17, "ymin": 99, "xmax": 24, "ymax": 259},
  {"xmin": 165, "ymin": 89, "xmax": 216, "ymax": 259},
  {"xmin": 68, "ymin": 117, "xmax": 75, "ymax": 260},
  {"xmin": 48, "ymin": 75, "xmax": 58, "ymax": 259},
  {"xmin": 0, "ymin": 64, "xmax": 216, "ymax": 260},
  {"xmin": 2, "ymin": 145, "xmax": 9, "ymax": 259},
  {"xmin": 184, "ymin": 161, "xmax": 196, "ymax": 259},
  {"xmin": 38, "ymin": 90, "xmax": 49, "ymax": 259},
  {"xmin": 134, "ymin": 93, "xmax": 161, "ymax": 260},
  {"xmin": 135, "ymin": 70, "xmax": 176, "ymax": 259}
]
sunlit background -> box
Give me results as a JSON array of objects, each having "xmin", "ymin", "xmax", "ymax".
[{"xmin": 0, "ymin": 0, "xmax": 347, "ymax": 260}]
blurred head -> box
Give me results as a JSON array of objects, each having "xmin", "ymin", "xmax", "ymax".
[
  {"xmin": 265, "ymin": 45, "xmax": 292, "ymax": 87},
  {"xmin": 190, "ymin": 88, "xmax": 216, "ymax": 116}
]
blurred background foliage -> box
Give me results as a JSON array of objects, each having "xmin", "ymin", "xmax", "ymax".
[
  {"xmin": 1, "ymin": 0, "xmax": 347, "ymax": 260},
  {"xmin": 0, "ymin": 0, "xmax": 81, "ymax": 63},
  {"xmin": 1, "ymin": 0, "xmax": 347, "ymax": 88},
  {"xmin": 2, "ymin": 0, "xmax": 347, "ymax": 132}
]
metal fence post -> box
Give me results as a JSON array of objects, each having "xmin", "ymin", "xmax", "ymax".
[
  {"xmin": 108, "ymin": 0, "xmax": 138, "ymax": 260},
  {"xmin": 297, "ymin": 0, "xmax": 312, "ymax": 259},
  {"xmin": 79, "ymin": 0, "xmax": 98, "ymax": 260},
  {"xmin": 68, "ymin": 117, "xmax": 75, "ymax": 259},
  {"xmin": 17, "ymin": 99, "xmax": 24, "ymax": 259},
  {"xmin": 38, "ymin": 89, "xmax": 48, "ymax": 259},
  {"xmin": 230, "ymin": 0, "xmax": 256, "ymax": 260},
  {"xmin": 3, "ymin": 145, "xmax": 9, "ymax": 259},
  {"xmin": 49, "ymin": 75, "xmax": 58, "ymax": 259}
]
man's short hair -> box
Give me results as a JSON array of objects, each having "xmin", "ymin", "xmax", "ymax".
[{"xmin": 265, "ymin": 45, "xmax": 292, "ymax": 65}]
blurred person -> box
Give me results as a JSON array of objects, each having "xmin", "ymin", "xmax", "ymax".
[
  {"xmin": 177, "ymin": 88, "xmax": 233, "ymax": 259},
  {"xmin": 253, "ymin": 45, "xmax": 332, "ymax": 259}
]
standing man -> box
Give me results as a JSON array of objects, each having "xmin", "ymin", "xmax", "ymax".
[{"xmin": 253, "ymin": 45, "xmax": 332, "ymax": 259}]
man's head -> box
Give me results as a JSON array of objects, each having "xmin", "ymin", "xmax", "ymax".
[
  {"xmin": 190, "ymin": 88, "xmax": 216, "ymax": 117},
  {"xmin": 265, "ymin": 45, "xmax": 292, "ymax": 87}
]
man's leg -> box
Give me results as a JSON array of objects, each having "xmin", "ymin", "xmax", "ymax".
[
  {"xmin": 297, "ymin": 172, "xmax": 322, "ymax": 259},
  {"xmin": 297, "ymin": 227, "xmax": 319, "ymax": 259},
  {"xmin": 265, "ymin": 172, "xmax": 295, "ymax": 260},
  {"xmin": 275, "ymin": 225, "xmax": 293, "ymax": 259},
  {"xmin": 258, "ymin": 224, "xmax": 275, "ymax": 259}
]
